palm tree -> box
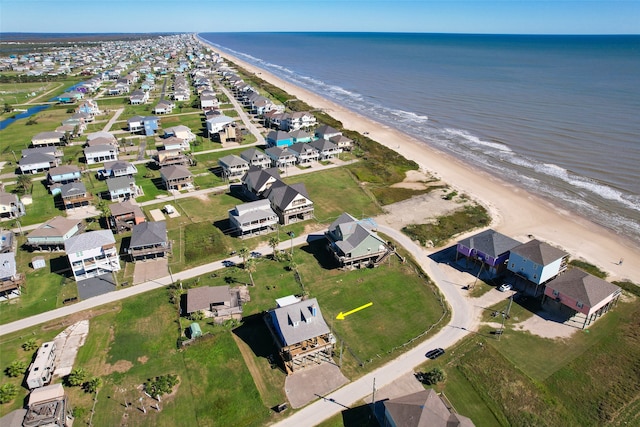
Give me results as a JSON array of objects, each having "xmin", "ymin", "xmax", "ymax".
[
  {"xmin": 245, "ymin": 258, "xmax": 256, "ymax": 287},
  {"xmin": 238, "ymin": 246, "xmax": 249, "ymax": 267},
  {"xmin": 268, "ymin": 236, "xmax": 280, "ymax": 261},
  {"xmin": 16, "ymin": 174, "xmax": 32, "ymax": 195}
]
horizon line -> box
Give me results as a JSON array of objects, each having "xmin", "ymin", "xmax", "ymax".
[{"xmin": 1, "ymin": 31, "xmax": 639, "ymax": 37}]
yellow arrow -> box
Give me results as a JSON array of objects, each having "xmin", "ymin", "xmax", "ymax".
[{"xmin": 336, "ymin": 302, "xmax": 373, "ymax": 320}]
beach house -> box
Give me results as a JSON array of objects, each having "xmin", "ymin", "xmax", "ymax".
[
  {"xmin": 19, "ymin": 152, "xmax": 59, "ymax": 174},
  {"xmin": 507, "ymin": 239, "xmax": 569, "ymax": 294},
  {"xmin": 266, "ymin": 130, "xmax": 293, "ymax": 148},
  {"xmin": 0, "ymin": 252, "xmax": 24, "ymax": 300},
  {"xmin": 380, "ymin": 389, "xmax": 475, "ymax": 427},
  {"xmin": 264, "ymin": 297, "xmax": 335, "ymax": 375},
  {"xmin": 0, "ymin": 191, "xmax": 25, "ymax": 219},
  {"xmin": 106, "ymin": 176, "xmax": 142, "ymax": 200},
  {"xmin": 265, "ymin": 146, "xmax": 297, "ymax": 169},
  {"xmin": 456, "ymin": 229, "xmax": 522, "ymax": 276},
  {"xmin": 228, "ymin": 199, "xmax": 279, "ymax": 237},
  {"xmin": 160, "ymin": 165, "xmax": 193, "ymax": 190},
  {"xmin": 128, "ymin": 221, "xmax": 171, "ymax": 262},
  {"xmin": 264, "ymin": 180, "xmax": 314, "ymax": 225},
  {"xmin": 64, "ymin": 230, "xmax": 120, "ymax": 282},
  {"xmin": 26, "ymin": 216, "xmax": 81, "ymax": 251},
  {"xmin": 84, "ymin": 144, "xmax": 118, "ymax": 165},
  {"xmin": 218, "ymin": 154, "xmax": 250, "ymax": 181},
  {"xmin": 57, "ymin": 182, "xmax": 92, "ymax": 210},
  {"xmin": 241, "ymin": 167, "xmax": 281, "ymax": 199},
  {"xmin": 240, "ymin": 147, "xmax": 272, "ymax": 169},
  {"xmin": 31, "ymin": 131, "xmax": 65, "ymax": 147},
  {"xmin": 325, "ymin": 213, "xmax": 392, "ymax": 269},
  {"xmin": 542, "ymin": 268, "xmax": 621, "ymax": 329}
]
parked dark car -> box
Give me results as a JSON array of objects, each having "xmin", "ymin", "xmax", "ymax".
[{"xmin": 425, "ymin": 348, "xmax": 445, "ymax": 359}]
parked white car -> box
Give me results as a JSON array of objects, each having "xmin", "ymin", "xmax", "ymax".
[{"xmin": 498, "ymin": 283, "xmax": 512, "ymax": 292}]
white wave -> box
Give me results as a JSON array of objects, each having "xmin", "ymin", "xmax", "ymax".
[
  {"xmin": 389, "ymin": 109, "xmax": 429, "ymax": 123},
  {"xmin": 534, "ymin": 163, "xmax": 640, "ymax": 211},
  {"xmin": 444, "ymin": 128, "xmax": 513, "ymax": 153}
]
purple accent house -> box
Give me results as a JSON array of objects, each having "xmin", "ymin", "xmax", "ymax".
[{"xmin": 456, "ymin": 229, "xmax": 522, "ymax": 275}]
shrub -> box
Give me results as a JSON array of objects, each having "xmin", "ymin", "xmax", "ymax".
[
  {"xmin": 420, "ymin": 367, "xmax": 446, "ymax": 385},
  {"xmin": 0, "ymin": 383, "xmax": 18, "ymax": 403},
  {"xmin": 5, "ymin": 360, "xmax": 27, "ymax": 378},
  {"xmin": 83, "ymin": 377, "xmax": 102, "ymax": 393},
  {"xmin": 145, "ymin": 374, "xmax": 179, "ymax": 397},
  {"xmin": 67, "ymin": 368, "xmax": 87, "ymax": 386},
  {"xmin": 22, "ymin": 338, "xmax": 38, "ymax": 351}
]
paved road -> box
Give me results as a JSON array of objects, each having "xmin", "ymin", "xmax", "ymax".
[
  {"xmin": 215, "ymin": 79, "xmax": 266, "ymax": 146},
  {"xmin": 270, "ymin": 224, "xmax": 474, "ymax": 427},
  {"xmin": 0, "ymin": 233, "xmax": 316, "ymax": 337}
]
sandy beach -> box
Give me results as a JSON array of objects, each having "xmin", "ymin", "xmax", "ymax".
[{"xmin": 197, "ymin": 36, "xmax": 639, "ymax": 284}]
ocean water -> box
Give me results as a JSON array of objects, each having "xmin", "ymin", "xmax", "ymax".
[{"xmin": 199, "ymin": 33, "xmax": 640, "ymax": 244}]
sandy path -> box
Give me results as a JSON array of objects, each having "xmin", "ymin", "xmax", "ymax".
[{"xmin": 197, "ymin": 36, "xmax": 639, "ymax": 284}]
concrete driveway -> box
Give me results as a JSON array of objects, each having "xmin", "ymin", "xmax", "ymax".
[
  {"xmin": 133, "ymin": 258, "xmax": 169, "ymax": 285},
  {"xmin": 285, "ymin": 363, "xmax": 349, "ymax": 408}
]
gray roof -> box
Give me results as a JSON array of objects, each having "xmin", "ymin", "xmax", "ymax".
[
  {"xmin": 19, "ymin": 152, "xmax": 55, "ymax": 166},
  {"xmin": 106, "ymin": 176, "xmax": 135, "ymax": 192},
  {"xmin": 270, "ymin": 298, "xmax": 329, "ymax": 346},
  {"xmin": 265, "ymin": 146, "xmax": 294, "ymax": 159},
  {"xmin": 160, "ymin": 164, "xmax": 192, "ymax": 180},
  {"xmin": 186, "ymin": 285, "xmax": 236, "ymax": 313},
  {"xmin": 48, "ymin": 165, "xmax": 80, "ymax": 176},
  {"xmin": 60, "ymin": 182, "xmax": 87, "ymax": 198},
  {"xmin": 240, "ymin": 147, "xmax": 266, "ymax": 162},
  {"xmin": 328, "ymin": 213, "xmax": 384, "ymax": 255},
  {"xmin": 383, "ymin": 389, "xmax": 475, "ymax": 427},
  {"xmin": 266, "ymin": 130, "xmax": 291, "ymax": 142},
  {"xmin": 511, "ymin": 239, "xmax": 568, "ymax": 265},
  {"xmin": 310, "ymin": 138, "xmax": 338, "ymax": 152},
  {"xmin": 265, "ymin": 180, "xmax": 310, "ymax": 211},
  {"xmin": 65, "ymin": 230, "xmax": 115, "ymax": 254},
  {"xmin": 458, "ymin": 229, "xmax": 522, "ymax": 258},
  {"xmin": 85, "ymin": 144, "xmax": 116, "ymax": 154},
  {"xmin": 32, "ymin": 131, "xmax": 64, "ymax": 141},
  {"xmin": 103, "ymin": 160, "xmax": 135, "ymax": 172},
  {"xmin": 288, "ymin": 142, "xmax": 318, "ymax": 156},
  {"xmin": 130, "ymin": 221, "xmax": 167, "ymax": 248},
  {"xmin": 546, "ymin": 268, "xmax": 621, "ymax": 308},
  {"xmin": 314, "ymin": 125, "xmax": 340, "ymax": 137},
  {"xmin": 219, "ymin": 154, "xmax": 248, "ymax": 168},
  {"xmin": 243, "ymin": 167, "xmax": 280, "ymax": 193}
]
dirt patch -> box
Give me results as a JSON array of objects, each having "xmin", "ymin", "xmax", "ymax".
[
  {"xmin": 375, "ymin": 190, "xmax": 468, "ymax": 231},
  {"xmin": 105, "ymin": 359, "xmax": 134, "ymax": 374},
  {"xmin": 390, "ymin": 169, "xmax": 438, "ymax": 190},
  {"xmin": 42, "ymin": 306, "xmax": 120, "ymax": 331},
  {"xmin": 138, "ymin": 355, "xmax": 149, "ymax": 364}
]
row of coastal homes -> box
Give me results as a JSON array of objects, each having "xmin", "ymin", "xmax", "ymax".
[
  {"xmin": 217, "ymin": 141, "xmax": 340, "ymax": 183},
  {"xmin": 457, "ymin": 229, "xmax": 621, "ymax": 329},
  {"xmin": 228, "ymin": 167, "xmax": 314, "ymax": 237}
]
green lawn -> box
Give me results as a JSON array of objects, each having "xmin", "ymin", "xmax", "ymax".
[{"xmin": 285, "ymin": 167, "xmax": 382, "ymax": 222}]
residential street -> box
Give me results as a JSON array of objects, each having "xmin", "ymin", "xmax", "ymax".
[
  {"xmin": 0, "ymin": 220, "xmax": 480, "ymax": 427},
  {"xmin": 270, "ymin": 224, "xmax": 475, "ymax": 427}
]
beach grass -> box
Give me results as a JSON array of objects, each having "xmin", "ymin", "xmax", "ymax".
[{"xmin": 402, "ymin": 204, "xmax": 490, "ymax": 247}]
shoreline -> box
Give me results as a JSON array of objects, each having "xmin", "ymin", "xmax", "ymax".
[{"xmin": 196, "ymin": 34, "xmax": 639, "ymax": 284}]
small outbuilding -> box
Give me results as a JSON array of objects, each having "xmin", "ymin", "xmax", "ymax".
[{"xmin": 188, "ymin": 322, "xmax": 202, "ymax": 339}]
